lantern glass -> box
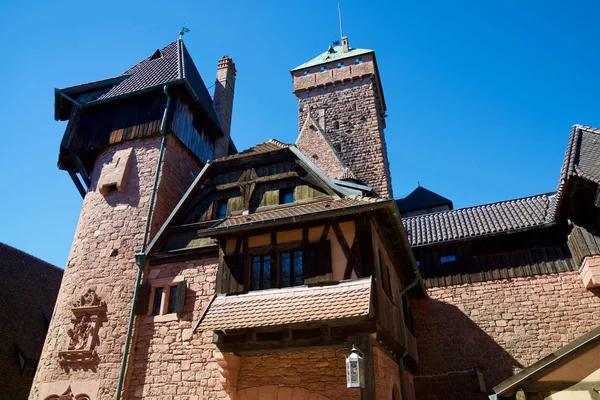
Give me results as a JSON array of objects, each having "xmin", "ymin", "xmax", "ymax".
[{"xmin": 346, "ymin": 346, "xmax": 365, "ymax": 388}]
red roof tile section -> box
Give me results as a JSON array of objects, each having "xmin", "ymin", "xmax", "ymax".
[{"xmin": 198, "ymin": 278, "xmax": 372, "ymax": 331}]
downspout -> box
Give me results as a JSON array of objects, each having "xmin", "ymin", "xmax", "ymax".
[
  {"xmin": 399, "ymin": 276, "xmax": 419, "ymax": 400},
  {"xmin": 114, "ymin": 84, "xmax": 172, "ymax": 400}
]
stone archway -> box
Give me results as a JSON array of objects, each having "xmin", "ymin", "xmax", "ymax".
[{"xmin": 237, "ymin": 386, "xmax": 331, "ymax": 400}]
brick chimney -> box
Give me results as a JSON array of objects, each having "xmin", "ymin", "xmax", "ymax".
[
  {"xmin": 342, "ymin": 36, "xmax": 349, "ymax": 53},
  {"xmin": 213, "ymin": 55, "xmax": 236, "ymax": 158}
]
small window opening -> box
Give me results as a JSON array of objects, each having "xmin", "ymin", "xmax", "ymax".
[
  {"xmin": 217, "ymin": 200, "xmax": 228, "ymax": 219},
  {"xmin": 440, "ymin": 254, "xmax": 457, "ymax": 264},
  {"xmin": 415, "ymin": 260, "xmax": 421, "ymax": 267},
  {"xmin": 280, "ymin": 188, "xmax": 294, "ymax": 205},
  {"xmin": 334, "ymin": 143, "xmax": 342, "ymax": 153},
  {"xmin": 355, "ymin": 58, "xmax": 363, "ymax": 64},
  {"xmin": 337, "ymin": 62, "xmax": 344, "ymax": 68},
  {"xmin": 281, "ymin": 250, "xmax": 303, "ymax": 287},
  {"xmin": 320, "ymin": 66, "xmax": 328, "ymax": 72},
  {"xmin": 303, "ymin": 71, "xmax": 310, "ymax": 76},
  {"xmin": 251, "ymin": 254, "xmax": 272, "ymax": 290},
  {"xmin": 151, "ymin": 287, "xmax": 163, "ymax": 316},
  {"xmin": 334, "ymin": 121, "xmax": 340, "ymax": 130}
]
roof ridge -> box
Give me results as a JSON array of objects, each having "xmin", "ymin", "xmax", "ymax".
[
  {"xmin": 176, "ymin": 39, "xmax": 184, "ymax": 79},
  {"xmin": 403, "ymin": 191, "xmax": 557, "ymax": 221},
  {"xmin": 266, "ymin": 138, "xmax": 291, "ymax": 147},
  {"xmin": 573, "ymin": 123, "xmax": 600, "ymax": 134}
]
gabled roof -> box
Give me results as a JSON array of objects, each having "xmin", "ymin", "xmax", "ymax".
[
  {"xmin": 291, "ymin": 45, "xmax": 373, "ymax": 71},
  {"xmin": 403, "ymin": 193, "xmax": 557, "ymax": 247},
  {"xmin": 295, "ymin": 112, "xmax": 358, "ymax": 181},
  {"xmin": 55, "ymin": 39, "xmax": 220, "ymax": 129},
  {"xmin": 555, "ymin": 124, "xmax": 600, "ymax": 218},
  {"xmin": 396, "ymin": 186, "xmax": 453, "ymax": 213},
  {"xmin": 196, "ymin": 278, "xmax": 372, "ymax": 331}
]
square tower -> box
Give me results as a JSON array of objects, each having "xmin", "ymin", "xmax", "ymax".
[{"xmin": 291, "ymin": 37, "xmax": 393, "ymax": 198}]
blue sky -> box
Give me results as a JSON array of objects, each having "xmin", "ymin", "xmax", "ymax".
[{"xmin": 1, "ymin": 0, "xmax": 599, "ymax": 267}]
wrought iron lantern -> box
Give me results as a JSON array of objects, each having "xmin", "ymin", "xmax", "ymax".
[{"xmin": 346, "ymin": 345, "xmax": 365, "ymax": 388}]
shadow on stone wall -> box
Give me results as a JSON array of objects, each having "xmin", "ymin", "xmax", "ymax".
[{"xmin": 413, "ymin": 298, "xmax": 522, "ymax": 400}]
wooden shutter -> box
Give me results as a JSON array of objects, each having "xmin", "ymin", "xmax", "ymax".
[
  {"xmin": 134, "ymin": 285, "xmax": 151, "ymax": 315},
  {"xmin": 174, "ymin": 280, "xmax": 187, "ymax": 314},
  {"xmin": 303, "ymin": 240, "xmax": 332, "ymax": 280},
  {"xmin": 224, "ymin": 253, "xmax": 246, "ymax": 293}
]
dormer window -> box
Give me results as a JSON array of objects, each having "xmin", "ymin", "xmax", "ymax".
[
  {"xmin": 217, "ymin": 200, "xmax": 228, "ymax": 219},
  {"xmin": 280, "ymin": 188, "xmax": 294, "ymax": 204},
  {"xmin": 320, "ymin": 66, "xmax": 328, "ymax": 72}
]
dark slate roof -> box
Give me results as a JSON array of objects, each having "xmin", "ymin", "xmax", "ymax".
[
  {"xmin": 403, "ymin": 193, "xmax": 557, "ymax": 247},
  {"xmin": 396, "ymin": 186, "xmax": 453, "ymax": 213},
  {"xmin": 0, "ymin": 243, "xmax": 63, "ymax": 398},
  {"xmin": 56, "ymin": 40, "xmax": 220, "ymax": 128}
]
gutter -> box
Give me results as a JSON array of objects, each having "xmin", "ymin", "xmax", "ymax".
[{"xmin": 114, "ymin": 84, "xmax": 172, "ymax": 400}]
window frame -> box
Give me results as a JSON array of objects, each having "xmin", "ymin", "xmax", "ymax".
[{"xmin": 146, "ymin": 276, "xmax": 186, "ymax": 323}]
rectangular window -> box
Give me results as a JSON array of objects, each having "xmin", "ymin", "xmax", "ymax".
[
  {"xmin": 440, "ymin": 254, "xmax": 457, "ymax": 263},
  {"xmin": 251, "ymin": 254, "xmax": 272, "ymax": 290},
  {"xmin": 303, "ymin": 70, "xmax": 310, "ymax": 76},
  {"xmin": 281, "ymin": 250, "xmax": 303, "ymax": 287},
  {"xmin": 320, "ymin": 66, "xmax": 328, "ymax": 72},
  {"xmin": 217, "ymin": 200, "xmax": 228, "ymax": 219},
  {"xmin": 151, "ymin": 287, "xmax": 163, "ymax": 316},
  {"xmin": 279, "ymin": 188, "xmax": 294, "ymax": 204},
  {"xmin": 167, "ymin": 285, "xmax": 178, "ymax": 314},
  {"xmin": 355, "ymin": 57, "xmax": 363, "ymax": 64},
  {"xmin": 337, "ymin": 62, "xmax": 344, "ymax": 68}
]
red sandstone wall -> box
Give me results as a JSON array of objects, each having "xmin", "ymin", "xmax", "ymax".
[
  {"xmin": 31, "ymin": 137, "xmax": 163, "ymax": 400},
  {"xmin": 413, "ymin": 272, "xmax": 600, "ymax": 400},
  {"xmin": 296, "ymin": 80, "xmax": 393, "ymax": 198},
  {"xmin": 125, "ymin": 258, "xmax": 226, "ymax": 399},
  {"xmin": 237, "ymin": 350, "xmax": 360, "ymax": 400},
  {"xmin": 31, "ymin": 134, "xmax": 203, "ymax": 400}
]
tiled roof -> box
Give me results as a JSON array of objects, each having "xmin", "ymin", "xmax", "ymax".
[
  {"xmin": 200, "ymin": 196, "xmax": 388, "ymax": 234},
  {"xmin": 291, "ymin": 45, "xmax": 373, "ymax": 71},
  {"xmin": 197, "ymin": 278, "xmax": 372, "ymax": 331},
  {"xmin": 396, "ymin": 186, "xmax": 453, "ymax": 213},
  {"xmin": 560, "ymin": 124, "xmax": 600, "ymax": 184},
  {"xmin": 58, "ymin": 40, "xmax": 220, "ymax": 128},
  {"xmin": 403, "ymin": 193, "xmax": 557, "ymax": 247},
  {"xmin": 0, "ymin": 243, "xmax": 63, "ymax": 398},
  {"xmin": 214, "ymin": 139, "xmax": 291, "ymax": 162}
]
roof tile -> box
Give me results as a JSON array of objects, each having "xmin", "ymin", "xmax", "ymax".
[{"xmin": 198, "ymin": 278, "xmax": 371, "ymax": 331}]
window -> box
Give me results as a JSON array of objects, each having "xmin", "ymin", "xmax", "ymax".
[
  {"xmin": 440, "ymin": 254, "xmax": 457, "ymax": 264},
  {"xmin": 337, "ymin": 62, "xmax": 344, "ymax": 68},
  {"xmin": 415, "ymin": 260, "xmax": 421, "ymax": 267},
  {"xmin": 148, "ymin": 281, "xmax": 187, "ymax": 318},
  {"xmin": 251, "ymin": 254, "xmax": 272, "ymax": 290},
  {"xmin": 320, "ymin": 66, "xmax": 328, "ymax": 72},
  {"xmin": 378, "ymin": 250, "xmax": 392, "ymax": 298},
  {"xmin": 279, "ymin": 188, "xmax": 294, "ymax": 204},
  {"xmin": 333, "ymin": 121, "xmax": 340, "ymax": 130},
  {"xmin": 303, "ymin": 70, "xmax": 310, "ymax": 76},
  {"xmin": 355, "ymin": 57, "xmax": 362, "ymax": 64},
  {"xmin": 151, "ymin": 287, "xmax": 163, "ymax": 316},
  {"xmin": 280, "ymin": 250, "xmax": 303, "ymax": 287},
  {"xmin": 216, "ymin": 199, "xmax": 228, "ymax": 219}
]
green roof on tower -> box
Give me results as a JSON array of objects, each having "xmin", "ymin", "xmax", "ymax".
[{"xmin": 291, "ymin": 44, "xmax": 373, "ymax": 71}]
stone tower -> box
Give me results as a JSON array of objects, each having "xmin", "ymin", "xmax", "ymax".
[
  {"xmin": 31, "ymin": 39, "xmax": 225, "ymax": 400},
  {"xmin": 291, "ymin": 36, "xmax": 393, "ymax": 198}
]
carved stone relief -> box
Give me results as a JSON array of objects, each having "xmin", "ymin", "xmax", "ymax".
[{"xmin": 59, "ymin": 288, "xmax": 106, "ymax": 363}]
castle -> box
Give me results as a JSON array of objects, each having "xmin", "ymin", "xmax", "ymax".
[{"xmin": 31, "ymin": 35, "xmax": 600, "ymax": 400}]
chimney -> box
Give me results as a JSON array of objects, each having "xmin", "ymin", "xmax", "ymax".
[
  {"xmin": 342, "ymin": 36, "xmax": 349, "ymax": 53},
  {"xmin": 213, "ymin": 55, "xmax": 236, "ymax": 158}
]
